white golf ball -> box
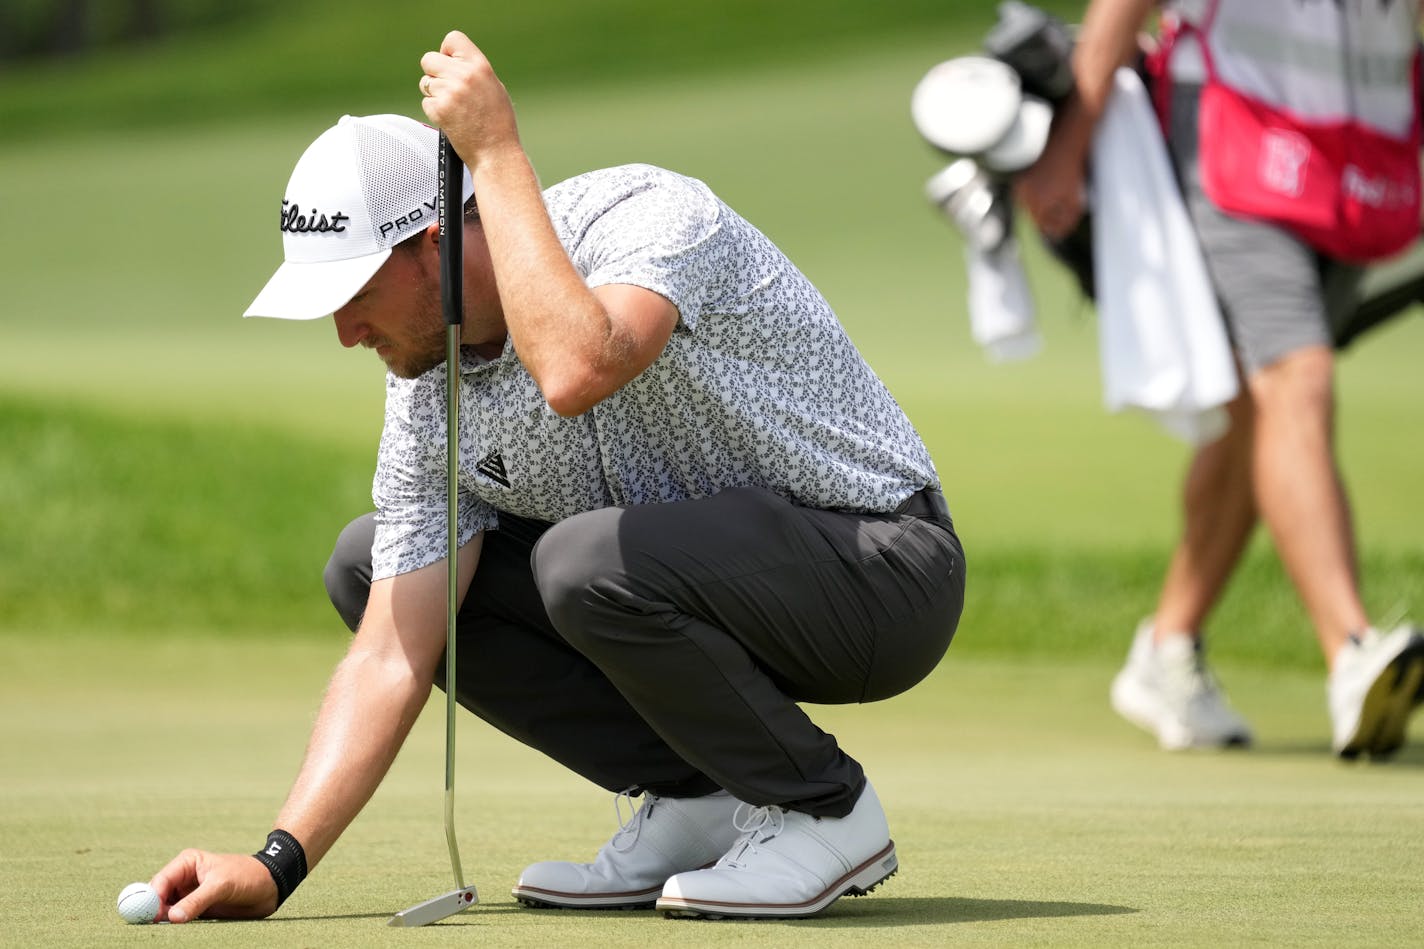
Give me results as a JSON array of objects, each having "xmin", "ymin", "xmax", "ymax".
[{"xmin": 116, "ymin": 881, "xmax": 160, "ymax": 924}]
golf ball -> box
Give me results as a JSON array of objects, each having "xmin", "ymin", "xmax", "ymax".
[{"xmin": 116, "ymin": 881, "xmax": 160, "ymax": 924}]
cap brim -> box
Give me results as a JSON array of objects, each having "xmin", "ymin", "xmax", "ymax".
[{"xmin": 243, "ymin": 249, "xmax": 392, "ymax": 320}]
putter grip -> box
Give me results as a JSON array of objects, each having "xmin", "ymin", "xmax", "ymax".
[{"xmin": 438, "ymin": 133, "xmax": 464, "ymax": 326}]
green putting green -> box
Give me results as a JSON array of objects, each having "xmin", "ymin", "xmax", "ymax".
[
  {"xmin": 2, "ymin": 7, "xmax": 1421, "ymax": 946},
  {"xmin": 2, "ymin": 634, "xmax": 1419, "ymax": 947}
]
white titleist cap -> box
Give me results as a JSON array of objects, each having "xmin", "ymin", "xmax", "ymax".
[{"xmin": 244, "ymin": 113, "xmax": 475, "ymax": 320}]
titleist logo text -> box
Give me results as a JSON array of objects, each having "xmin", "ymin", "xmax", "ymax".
[{"xmin": 281, "ymin": 201, "xmax": 349, "ymax": 234}]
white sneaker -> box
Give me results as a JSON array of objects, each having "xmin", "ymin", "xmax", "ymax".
[
  {"xmin": 1110, "ymin": 620, "xmax": 1253, "ymax": 751},
  {"xmin": 656, "ymin": 781, "xmax": 897, "ymax": 919},
  {"xmin": 1329, "ymin": 626, "xmax": 1424, "ymax": 760},
  {"xmin": 513, "ymin": 790, "xmax": 742, "ymax": 909}
]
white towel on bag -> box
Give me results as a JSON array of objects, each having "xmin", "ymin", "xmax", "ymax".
[
  {"xmin": 1089, "ymin": 67, "xmax": 1238, "ymax": 444},
  {"xmin": 966, "ymin": 237, "xmax": 1043, "ymax": 362}
]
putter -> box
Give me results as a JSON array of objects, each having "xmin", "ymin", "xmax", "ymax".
[{"xmin": 388, "ymin": 130, "xmax": 479, "ymax": 928}]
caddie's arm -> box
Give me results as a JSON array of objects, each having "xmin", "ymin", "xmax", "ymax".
[
  {"xmin": 418, "ymin": 30, "xmax": 678, "ymax": 418},
  {"xmin": 151, "ymin": 538, "xmax": 482, "ymax": 923},
  {"xmin": 1014, "ymin": 0, "xmax": 1156, "ymax": 239}
]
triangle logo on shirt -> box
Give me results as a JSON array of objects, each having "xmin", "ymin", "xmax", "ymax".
[{"xmin": 476, "ymin": 450, "xmax": 510, "ymax": 488}]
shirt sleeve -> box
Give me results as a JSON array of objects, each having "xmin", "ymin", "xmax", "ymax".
[
  {"xmin": 564, "ymin": 166, "xmax": 733, "ymax": 332},
  {"xmin": 370, "ymin": 368, "xmax": 495, "ymax": 581}
]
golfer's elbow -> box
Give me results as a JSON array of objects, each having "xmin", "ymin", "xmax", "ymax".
[{"xmin": 538, "ymin": 366, "xmax": 614, "ymax": 417}]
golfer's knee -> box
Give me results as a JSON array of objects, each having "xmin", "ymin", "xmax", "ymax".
[
  {"xmin": 530, "ymin": 508, "xmax": 623, "ymax": 642},
  {"xmin": 324, "ymin": 513, "xmax": 377, "ymax": 633}
]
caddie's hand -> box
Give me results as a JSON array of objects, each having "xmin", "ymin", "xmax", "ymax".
[
  {"xmin": 150, "ymin": 849, "xmax": 278, "ymax": 923},
  {"xmin": 419, "ymin": 29, "xmax": 522, "ymax": 170},
  {"xmin": 1013, "ymin": 132, "xmax": 1087, "ymax": 243},
  {"xmin": 1012, "ymin": 90, "xmax": 1096, "ymax": 242}
]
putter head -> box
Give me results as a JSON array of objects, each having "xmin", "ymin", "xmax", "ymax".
[{"xmin": 387, "ymin": 885, "xmax": 478, "ymax": 927}]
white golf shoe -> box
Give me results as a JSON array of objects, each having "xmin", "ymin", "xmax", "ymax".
[
  {"xmin": 656, "ymin": 781, "xmax": 897, "ymax": 919},
  {"xmin": 1110, "ymin": 620, "xmax": 1253, "ymax": 751},
  {"xmin": 1329, "ymin": 626, "xmax": 1424, "ymax": 760},
  {"xmin": 512, "ymin": 790, "xmax": 742, "ymax": 909}
]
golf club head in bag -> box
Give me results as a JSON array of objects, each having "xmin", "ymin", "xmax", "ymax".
[
  {"xmin": 911, "ymin": 0, "xmax": 1073, "ymax": 172},
  {"xmin": 912, "ymin": 2, "xmax": 1090, "ymax": 278},
  {"xmin": 911, "ymin": 56, "xmax": 1040, "ymax": 254},
  {"xmin": 983, "ymin": 0, "xmax": 1076, "ymax": 104},
  {"xmin": 924, "ymin": 159, "xmax": 1013, "ymax": 254}
]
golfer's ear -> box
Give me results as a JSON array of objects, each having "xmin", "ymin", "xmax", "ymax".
[{"xmin": 424, "ymin": 221, "xmax": 442, "ymax": 248}]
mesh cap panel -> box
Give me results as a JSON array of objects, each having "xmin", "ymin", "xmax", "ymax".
[{"xmin": 352, "ymin": 117, "xmax": 441, "ymax": 249}]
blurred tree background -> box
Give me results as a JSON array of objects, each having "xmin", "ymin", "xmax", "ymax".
[
  {"xmin": 2, "ymin": 0, "xmax": 1416, "ymax": 661},
  {"xmin": 0, "ymin": 1, "xmax": 1084, "ymax": 139},
  {"xmin": 0, "ymin": 0, "xmax": 277, "ymax": 60}
]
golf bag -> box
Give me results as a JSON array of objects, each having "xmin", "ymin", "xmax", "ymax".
[{"xmin": 911, "ymin": 1, "xmax": 1424, "ymax": 350}]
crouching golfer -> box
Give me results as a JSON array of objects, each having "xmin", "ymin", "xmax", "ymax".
[{"xmin": 150, "ymin": 30, "xmax": 964, "ymax": 923}]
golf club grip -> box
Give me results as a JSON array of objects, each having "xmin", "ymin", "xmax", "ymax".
[{"xmin": 438, "ymin": 133, "xmax": 464, "ymax": 326}]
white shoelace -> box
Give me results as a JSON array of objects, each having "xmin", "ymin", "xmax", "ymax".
[
  {"xmin": 610, "ymin": 789, "xmax": 655, "ymax": 854},
  {"xmin": 720, "ymin": 802, "xmax": 785, "ymax": 866}
]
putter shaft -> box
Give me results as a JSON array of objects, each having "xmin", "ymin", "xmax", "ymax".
[
  {"xmin": 389, "ymin": 130, "xmax": 475, "ymax": 931},
  {"xmin": 444, "ymin": 320, "xmax": 464, "ymax": 890}
]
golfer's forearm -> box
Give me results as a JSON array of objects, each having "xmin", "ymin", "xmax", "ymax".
[
  {"xmin": 268, "ymin": 557, "xmax": 464, "ymax": 867},
  {"xmin": 470, "ymin": 150, "xmax": 637, "ymax": 415},
  {"xmin": 274, "ymin": 648, "xmax": 433, "ymax": 867}
]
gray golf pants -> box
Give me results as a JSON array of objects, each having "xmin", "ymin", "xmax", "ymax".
[{"xmin": 324, "ymin": 486, "xmax": 965, "ymax": 818}]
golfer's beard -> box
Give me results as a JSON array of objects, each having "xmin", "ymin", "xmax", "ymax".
[{"xmin": 387, "ymin": 304, "xmax": 448, "ymax": 379}]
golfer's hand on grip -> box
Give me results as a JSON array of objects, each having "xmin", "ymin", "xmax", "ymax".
[
  {"xmin": 419, "ymin": 30, "xmax": 523, "ymax": 171},
  {"xmin": 150, "ymin": 848, "xmax": 278, "ymax": 923}
]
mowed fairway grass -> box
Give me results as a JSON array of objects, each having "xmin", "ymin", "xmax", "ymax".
[
  {"xmin": 3, "ymin": 636, "xmax": 1422, "ymax": 948},
  {"xmin": 2, "ymin": 24, "xmax": 1423, "ymax": 949}
]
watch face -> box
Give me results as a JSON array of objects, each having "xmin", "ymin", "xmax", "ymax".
[{"xmin": 911, "ymin": 56, "xmax": 1023, "ymax": 157}]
